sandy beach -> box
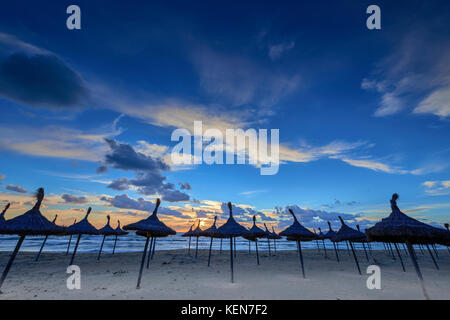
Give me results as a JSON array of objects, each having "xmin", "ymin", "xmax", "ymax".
[{"xmin": 0, "ymin": 248, "xmax": 448, "ymax": 300}]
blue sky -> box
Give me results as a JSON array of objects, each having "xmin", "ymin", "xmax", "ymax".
[{"xmin": 0, "ymin": 0, "xmax": 449, "ymax": 231}]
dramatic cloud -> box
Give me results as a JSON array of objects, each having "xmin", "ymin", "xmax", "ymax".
[
  {"xmin": 102, "ymin": 139, "xmax": 169, "ymax": 172},
  {"xmin": 0, "ymin": 53, "xmax": 88, "ymax": 109},
  {"xmin": 61, "ymin": 194, "xmax": 88, "ymax": 204},
  {"xmin": 5, "ymin": 184, "xmax": 27, "ymax": 193},
  {"xmin": 101, "ymin": 194, "xmax": 189, "ymax": 218},
  {"xmin": 178, "ymin": 182, "xmax": 191, "ymax": 190},
  {"xmin": 103, "ymin": 139, "xmax": 190, "ymax": 202}
]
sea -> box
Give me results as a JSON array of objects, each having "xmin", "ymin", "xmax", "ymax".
[{"xmin": 0, "ymin": 233, "xmax": 445, "ymax": 253}]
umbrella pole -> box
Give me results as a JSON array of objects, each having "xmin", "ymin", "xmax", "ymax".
[
  {"xmin": 0, "ymin": 235, "xmax": 25, "ymax": 291},
  {"xmin": 195, "ymin": 236, "xmax": 199, "ymax": 259},
  {"xmin": 234, "ymin": 237, "xmax": 236, "ymax": 258},
  {"xmin": 333, "ymin": 241, "xmax": 340, "ymax": 262},
  {"xmin": 112, "ymin": 235, "xmax": 118, "ymax": 255},
  {"xmin": 362, "ymin": 242, "xmax": 369, "ymax": 262},
  {"xmin": 207, "ymin": 237, "xmax": 213, "ymax": 267},
  {"xmin": 273, "ymin": 239, "xmax": 277, "ymax": 255},
  {"xmin": 402, "ymin": 243, "xmax": 408, "ymax": 257},
  {"xmin": 367, "ymin": 241, "xmax": 373, "ymax": 256},
  {"xmin": 35, "ymin": 235, "xmax": 49, "ymax": 262},
  {"xmin": 65, "ymin": 234, "xmax": 73, "ymax": 256},
  {"xmin": 345, "ymin": 241, "xmax": 351, "ymax": 256},
  {"xmin": 426, "ymin": 244, "xmax": 439, "ymax": 270},
  {"xmin": 136, "ymin": 236, "xmax": 150, "ymax": 289},
  {"xmin": 267, "ymin": 237, "xmax": 272, "ymax": 257},
  {"xmin": 315, "ymin": 240, "xmax": 320, "ymax": 253},
  {"xmin": 146, "ymin": 237, "xmax": 154, "ymax": 268},
  {"xmin": 188, "ymin": 236, "xmax": 191, "ymax": 255},
  {"xmin": 97, "ymin": 235, "xmax": 106, "ymax": 261},
  {"xmin": 151, "ymin": 238, "xmax": 156, "ymax": 260},
  {"xmin": 248, "ymin": 240, "xmax": 251, "ymax": 254},
  {"xmin": 349, "ymin": 241, "xmax": 361, "ymax": 275},
  {"xmin": 255, "ymin": 239, "xmax": 260, "ymax": 265},
  {"xmin": 296, "ymin": 240, "xmax": 305, "ymax": 278},
  {"xmin": 432, "ymin": 244, "xmax": 439, "ymax": 260},
  {"xmin": 69, "ymin": 234, "xmax": 81, "ymax": 266},
  {"xmin": 230, "ymin": 237, "xmax": 234, "ymax": 283},
  {"xmin": 393, "ymin": 243, "xmax": 406, "ymax": 272},
  {"xmin": 388, "ymin": 242, "xmax": 396, "ymax": 260},
  {"xmin": 220, "ymin": 238, "xmax": 222, "ymax": 254},
  {"xmin": 406, "ymin": 242, "xmax": 429, "ymax": 300},
  {"xmin": 322, "ymin": 239, "xmax": 328, "ymax": 258},
  {"xmin": 418, "ymin": 244, "xmax": 424, "ymax": 255}
]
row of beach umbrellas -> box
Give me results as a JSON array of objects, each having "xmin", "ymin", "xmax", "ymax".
[{"xmin": 0, "ymin": 190, "xmax": 448, "ymax": 298}]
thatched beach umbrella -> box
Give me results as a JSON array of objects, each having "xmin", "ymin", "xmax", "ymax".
[
  {"xmin": 112, "ymin": 220, "xmax": 128, "ymax": 255},
  {"xmin": 366, "ymin": 193, "xmax": 450, "ymax": 299},
  {"xmin": 123, "ymin": 198, "xmax": 176, "ymax": 289},
  {"xmin": 66, "ymin": 207, "xmax": 99, "ymax": 266},
  {"xmin": 97, "ymin": 215, "xmax": 117, "ymax": 261},
  {"xmin": 244, "ymin": 216, "xmax": 267, "ymax": 265},
  {"xmin": 332, "ymin": 216, "xmax": 366, "ymax": 275},
  {"xmin": 262, "ymin": 223, "xmax": 273, "ymax": 257},
  {"xmin": 317, "ymin": 227, "xmax": 328, "ymax": 258},
  {"xmin": 181, "ymin": 223, "xmax": 194, "ymax": 255},
  {"xmin": 191, "ymin": 220, "xmax": 203, "ymax": 259},
  {"xmin": 0, "ymin": 188, "xmax": 64, "ymax": 292},
  {"xmin": 215, "ymin": 202, "xmax": 249, "ymax": 283},
  {"xmin": 65, "ymin": 219, "xmax": 77, "ymax": 256},
  {"xmin": 355, "ymin": 225, "xmax": 370, "ymax": 262},
  {"xmin": 324, "ymin": 221, "xmax": 340, "ymax": 262},
  {"xmin": 201, "ymin": 216, "xmax": 218, "ymax": 267},
  {"xmin": 271, "ymin": 226, "xmax": 281, "ymax": 254},
  {"xmin": 35, "ymin": 214, "xmax": 58, "ymax": 262},
  {"xmin": 279, "ymin": 209, "xmax": 317, "ymax": 278}
]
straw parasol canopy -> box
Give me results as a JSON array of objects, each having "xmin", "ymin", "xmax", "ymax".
[
  {"xmin": 2, "ymin": 188, "xmax": 64, "ymax": 236},
  {"xmin": 66, "ymin": 207, "xmax": 99, "ymax": 266},
  {"xmin": 279, "ymin": 209, "xmax": 317, "ymax": 241},
  {"xmin": 181, "ymin": 223, "xmax": 195, "ymax": 255},
  {"xmin": 67, "ymin": 207, "xmax": 99, "ymax": 235},
  {"xmin": 244, "ymin": 216, "xmax": 267, "ymax": 265},
  {"xmin": 366, "ymin": 194, "xmax": 450, "ymax": 299},
  {"xmin": 123, "ymin": 198, "xmax": 176, "ymax": 236},
  {"xmin": 332, "ymin": 216, "xmax": 366, "ymax": 242},
  {"xmin": 190, "ymin": 220, "xmax": 203, "ymax": 258},
  {"xmin": 122, "ymin": 198, "xmax": 175, "ymax": 289},
  {"xmin": 0, "ymin": 188, "xmax": 64, "ymax": 292},
  {"xmin": 331, "ymin": 216, "xmax": 366, "ymax": 275},
  {"xmin": 215, "ymin": 202, "xmax": 248, "ymax": 283},
  {"xmin": 279, "ymin": 209, "xmax": 317, "ymax": 278},
  {"xmin": 114, "ymin": 220, "xmax": 128, "ymax": 236},
  {"xmin": 97, "ymin": 215, "xmax": 118, "ymax": 261},
  {"xmin": 366, "ymin": 194, "xmax": 450, "ymax": 246}
]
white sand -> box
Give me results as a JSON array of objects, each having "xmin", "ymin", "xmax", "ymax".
[{"xmin": 0, "ymin": 249, "xmax": 448, "ymax": 299}]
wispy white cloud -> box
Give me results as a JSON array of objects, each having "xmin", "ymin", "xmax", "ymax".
[
  {"xmin": 422, "ymin": 180, "xmax": 450, "ymax": 196},
  {"xmin": 362, "ymin": 31, "xmax": 450, "ymax": 119},
  {"xmin": 268, "ymin": 41, "xmax": 295, "ymax": 60}
]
